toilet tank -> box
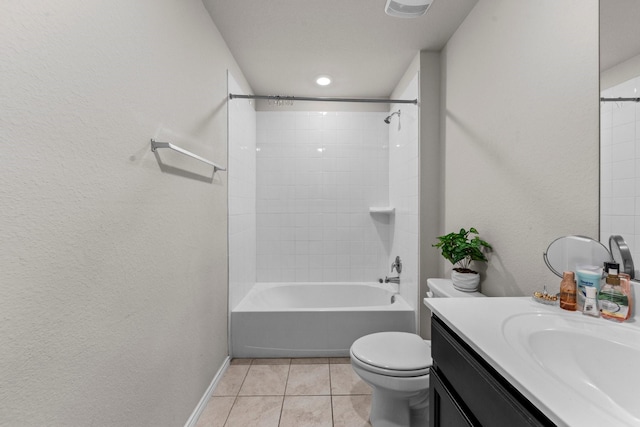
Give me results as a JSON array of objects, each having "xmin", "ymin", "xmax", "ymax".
[{"xmin": 426, "ymin": 278, "xmax": 486, "ymax": 298}]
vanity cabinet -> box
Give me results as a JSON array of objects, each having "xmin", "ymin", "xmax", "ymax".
[{"xmin": 429, "ymin": 315, "xmax": 555, "ymax": 427}]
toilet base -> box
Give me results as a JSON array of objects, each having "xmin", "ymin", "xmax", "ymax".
[{"xmin": 369, "ymin": 386, "xmax": 429, "ymax": 427}]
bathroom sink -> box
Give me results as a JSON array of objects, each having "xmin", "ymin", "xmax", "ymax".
[{"xmin": 502, "ymin": 312, "xmax": 640, "ymax": 421}]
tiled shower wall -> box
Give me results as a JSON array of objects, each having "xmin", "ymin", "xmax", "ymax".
[
  {"xmin": 600, "ymin": 74, "xmax": 640, "ymax": 273},
  {"xmin": 228, "ymin": 75, "xmax": 257, "ymax": 310},
  {"xmin": 256, "ymin": 111, "xmax": 391, "ymax": 282},
  {"xmin": 389, "ymin": 73, "xmax": 420, "ymax": 318}
]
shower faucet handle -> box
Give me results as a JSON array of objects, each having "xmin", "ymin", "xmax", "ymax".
[{"xmin": 391, "ymin": 256, "xmax": 402, "ymax": 274}]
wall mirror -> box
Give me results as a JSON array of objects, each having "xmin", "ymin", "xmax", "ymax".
[{"xmin": 600, "ymin": 0, "xmax": 640, "ymax": 277}]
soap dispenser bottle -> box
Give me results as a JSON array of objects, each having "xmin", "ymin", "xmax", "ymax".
[
  {"xmin": 599, "ymin": 263, "xmax": 632, "ymax": 322},
  {"xmin": 559, "ymin": 271, "xmax": 577, "ymax": 311}
]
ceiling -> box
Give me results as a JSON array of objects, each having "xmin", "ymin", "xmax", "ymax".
[
  {"xmin": 203, "ymin": 0, "xmax": 640, "ymax": 98},
  {"xmin": 600, "ymin": 0, "xmax": 640, "ymax": 72},
  {"xmin": 202, "ymin": 0, "xmax": 478, "ymax": 98}
]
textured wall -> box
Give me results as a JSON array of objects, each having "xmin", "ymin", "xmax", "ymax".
[
  {"xmin": 601, "ymin": 53, "xmax": 640, "ymax": 90},
  {"xmin": 0, "ymin": 1, "xmax": 248, "ymax": 425},
  {"xmin": 417, "ymin": 52, "xmax": 443, "ymax": 338},
  {"xmin": 442, "ymin": 0, "xmax": 600, "ymax": 296}
]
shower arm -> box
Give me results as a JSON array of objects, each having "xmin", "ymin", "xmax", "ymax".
[{"xmin": 384, "ymin": 110, "xmax": 401, "ymax": 124}]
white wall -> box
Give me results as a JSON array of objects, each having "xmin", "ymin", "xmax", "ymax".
[
  {"xmin": 442, "ymin": 0, "xmax": 600, "ymax": 296},
  {"xmin": 600, "ymin": 75, "xmax": 640, "ymax": 272},
  {"xmin": 255, "ymin": 111, "xmax": 390, "ymax": 282},
  {"xmin": 228, "ymin": 75, "xmax": 257, "ymax": 309},
  {"xmin": 389, "ymin": 74, "xmax": 420, "ymax": 327},
  {"xmin": 1, "ymin": 2, "xmax": 249, "ymax": 425},
  {"xmin": 601, "ymin": 53, "xmax": 640, "ymax": 90}
]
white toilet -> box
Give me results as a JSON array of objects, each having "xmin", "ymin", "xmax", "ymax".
[{"xmin": 350, "ymin": 278, "xmax": 485, "ymax": 427}]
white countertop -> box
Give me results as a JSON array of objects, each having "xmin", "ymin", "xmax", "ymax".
[{"xmin": 424, "ymin": 296, "xmax": 640, "ymax": 427}]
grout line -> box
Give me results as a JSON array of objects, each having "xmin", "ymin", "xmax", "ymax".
[
  {"xmin": 222, "ymin": 362, "xmax": 250, "ymax": 427},
  {"xmin": 235, "ymin": 363, "xmax": 251, "ymax": 396},
  {"xmin": 283, "ymin": 361, "xmax": 292, "ymax": 396},
  {"xmin": 221, "ymin": 396, "xmax": 237, "ymax": 427},
  {"xmin": 276, "ymin": 362, "xmax": 291, "ymax": 427},
  {"xmin": 330, "ymin": 394, "xmax": 335, "ymax": 426},
  {"xmin": 328, "ymin": 362, "xmax": 334, "ymax": 398}
]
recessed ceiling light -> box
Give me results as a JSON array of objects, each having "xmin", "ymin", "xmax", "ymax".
[{"xmin": 316, "ymin": 75, "xmax": 332, "ymax": 86}]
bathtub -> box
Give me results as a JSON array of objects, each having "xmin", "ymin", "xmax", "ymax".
[{"xmin": 230, "ymin": 282, "xmax": 415, "ymax": 358}]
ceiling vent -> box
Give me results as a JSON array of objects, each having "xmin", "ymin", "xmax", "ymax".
[{"xmin": 385, "ymin": 0, "xmax": 433, "ymax": 18}]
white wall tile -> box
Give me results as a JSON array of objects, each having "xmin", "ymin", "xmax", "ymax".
[
  {"xmin": 388, "ymin": 75, "xmax": 420, "ymax": 319},
  {"xmin": 601, "ymin": 76, "xmax": 640, "ymax": 277},
  {"xmin": 256, "ymin": 111, "xmax": 390, "ymax": 282},
  {"xmin": 228, "ymin": 76, "xmax": 257, "ymax": 310}
]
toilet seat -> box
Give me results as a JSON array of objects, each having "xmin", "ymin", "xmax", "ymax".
[{"xmin": 351, "ymin": 332, "xmax": 432, "ymax": 377}]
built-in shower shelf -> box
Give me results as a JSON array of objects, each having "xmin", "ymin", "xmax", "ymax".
[{"xmin": 369, "ymin": 207, "xmax": 395, "ymax": 214}]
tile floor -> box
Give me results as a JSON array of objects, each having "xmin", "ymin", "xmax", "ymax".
[{"xmin": 195, "ymin": 358, "xmax": 372, "ymax": 427}]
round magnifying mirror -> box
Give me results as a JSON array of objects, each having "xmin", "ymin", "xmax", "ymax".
[
  {"xmin": 543, "ymin": 235, "xmax": 612, "ymax": 278},
  {"xmin": 609, "ymin": 235, "xmax": 635, "ymax": 279}
]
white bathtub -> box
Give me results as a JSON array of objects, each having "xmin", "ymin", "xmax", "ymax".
[{"xmin": 230, "ymin": 282, "xmax": 415, "ymax": 358}]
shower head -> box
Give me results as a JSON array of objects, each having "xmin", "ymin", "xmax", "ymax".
[{"xmin": 384, "ymin": 110, "xmax": 401, "ymax": 124}]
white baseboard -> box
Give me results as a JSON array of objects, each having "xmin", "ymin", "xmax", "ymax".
[{"xmin": 184, "ymin": 356, "xmax": 231, "ymax": 427}]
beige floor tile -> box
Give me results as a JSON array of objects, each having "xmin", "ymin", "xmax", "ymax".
[
  {"xmin": 224, "ymin": 396, "xmax": 283, "ymax": 427},
  {"xmin": 291, "ymin": 357, "xmax": 329, "ymax": 365},
  {"xmin": 194, "ymin": 396, "xmax": 235, "ymax": 427},
  {"xmin": 212, "ymin": 365, "xmax": 250, "ymax": 396},
  {"xmin": 252, "ymin": 358, "xmax": 291, "ymax": 365},
  {"xmin": 329, "ymin": 357, "xmax": 351, "ymax": 364},
  {"xmin": 286, "ymin": 364, "xmax": 330, "ymax": 395},
  {"xmin": 239, "ymin": 364, "xmax": 290, "ymax": 395},
  {"xmin": 279, "ymin": 396, "xmax": 333, "ymax": 427},
  {"xmin": 332, "ymin": 395, "xmax": 372, "ymax": 427},
  {"xmin": 330, "ymin": 364, "xmax": 372, "ymax": 395},
  {"xmin": 230, "ymin": 358, "xmax": 252, "ymax": 365}
]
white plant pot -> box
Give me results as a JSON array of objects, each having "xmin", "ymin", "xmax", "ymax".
[{"xmin": 451, "ymin": 270, "xmax": 480, "ymax": 292}]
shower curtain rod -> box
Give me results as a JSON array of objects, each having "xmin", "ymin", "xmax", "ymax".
[
  {"xmin": 229, "ymin": 93, "xmax": 418, "ymax": 105},
  {"xmin": 601, "ymin": 97, "xmax": 640, "ymax": 103}
]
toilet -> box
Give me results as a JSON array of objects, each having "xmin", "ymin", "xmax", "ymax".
[
  {"xmin": 350, "ymin": 278, "xmax": 485, "ymax": 427},
  {"xmin": 426, "ymin": 277, "xmax": 487, "ymax": 299}
]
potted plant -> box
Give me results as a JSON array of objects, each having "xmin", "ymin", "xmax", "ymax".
[{"xmin": 433, "ymin": 227, "xmax": 492, "ymax": 292}]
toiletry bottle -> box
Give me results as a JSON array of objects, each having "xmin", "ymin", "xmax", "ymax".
[
  {"xmin": 583, "ymin": 286, "xmax": 599, "ymax": 317},
  {"xmin": 575, "ymin": 265, "xmax": 603, "ymax": 311},
  {"xmin": 559, "ymin": 271, "xmax": 577, "ymax": 311},
  {"xmin": 599, "ymin": 270, "xmax": 633, "ymax": 322},
  {"xmin": 599, "ymin": 263, "xmax": 619, "ymax": 302}
]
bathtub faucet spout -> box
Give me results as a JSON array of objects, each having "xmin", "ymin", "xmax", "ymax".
[{"xmin": 385, "ymin": 276, "xmax": 400, "ymax": 284}]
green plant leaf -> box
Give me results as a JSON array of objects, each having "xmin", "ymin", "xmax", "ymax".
[{"xmin": 432, "ymin": 227, "xmax": 492, "ymax": 269}]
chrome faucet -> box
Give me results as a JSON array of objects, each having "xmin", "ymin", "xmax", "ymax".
[
  {"xmin": 384, "ymin": 276, "xmax": 400, "ymax": 284},
  {"xmin": 391, "ymin": 256, "xmax": 402, "ymax": 274}
]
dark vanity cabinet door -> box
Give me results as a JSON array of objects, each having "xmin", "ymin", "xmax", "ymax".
[
  {"xmin": 429, "ymin": 315, "xmax": 555, "ymax": 427},
  {"xmin": 430, "ymin": 367, "xmax": 475, "ymax": 427}
]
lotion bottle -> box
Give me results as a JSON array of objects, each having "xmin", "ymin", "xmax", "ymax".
[{"xmin": 559, "ymin": 271, "xmax": 577, "ymax": 311}]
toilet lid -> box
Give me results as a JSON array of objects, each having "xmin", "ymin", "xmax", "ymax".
[{"xmin": 351, "ymin": 332, "xmax": 432, "ymax": 372}]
